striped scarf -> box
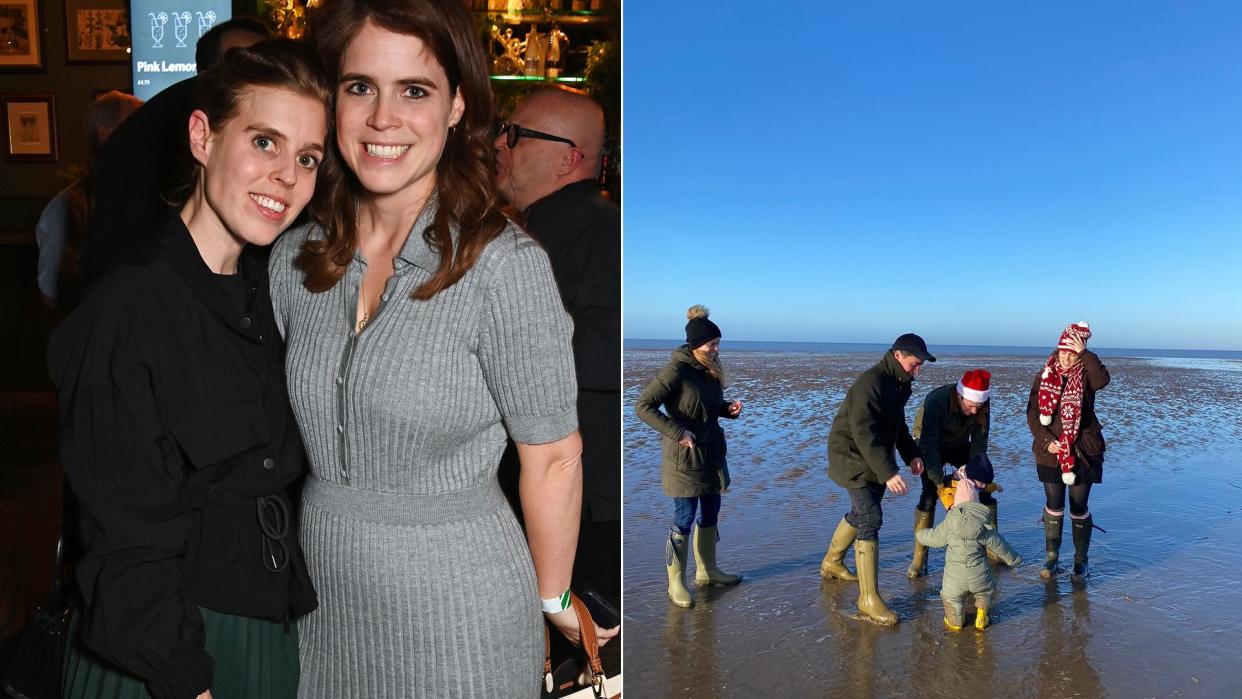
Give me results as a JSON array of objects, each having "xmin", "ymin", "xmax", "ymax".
[{"xmin": 1037, "ymin": 356, "xmax": 1085, "ymax": 483}]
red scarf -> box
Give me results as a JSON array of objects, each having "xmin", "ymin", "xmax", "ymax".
[{"xmin": 1037, "ymin": 356, "xmax": 1085, "ymax": 482}]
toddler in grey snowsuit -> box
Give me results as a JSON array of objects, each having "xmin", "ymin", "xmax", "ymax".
[{"xmin": 917, "ymin": 469, "xmax": 1022, "ymax": 630}]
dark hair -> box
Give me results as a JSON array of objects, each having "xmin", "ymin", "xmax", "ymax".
[
  {"xmin": 298, "ymin": 0, "xmax": 508, "ymax": 301},
  {"xmin": 195, "ymin": 16, "xmax": 270, "ymax": 70},
  {"xmin": 169, "ymin": 39, "xmax": 333, "ymax": 207}
]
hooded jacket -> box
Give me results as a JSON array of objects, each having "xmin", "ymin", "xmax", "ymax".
[
  {"xmin": 916, "ymin": 502, "xmax": 1022, "ymax": 594},
  {"xmin": 827, "ymin": 352, "xmax": 921, "ymax": 488},
  {"xmin": 634, "ymin": 345, "xmax": 737, "ymax": 498}
]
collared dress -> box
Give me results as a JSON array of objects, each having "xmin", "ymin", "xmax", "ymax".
[
  {"xmin": 49, "ymin": 213, "xmax": 316, "ymax": 699},
  {"xmin": 269, "ymin": 200, "xmax": 577, "ymax": 698}
]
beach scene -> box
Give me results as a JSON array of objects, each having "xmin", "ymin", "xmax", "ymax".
[{"xmin": 622, "ymin": 341, "xmax": 1242, "ymax": 697}]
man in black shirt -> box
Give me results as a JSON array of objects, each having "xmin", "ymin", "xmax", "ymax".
[{"xmin": 495, "ymin": 88, "xmax": 621, "ymax": 605}]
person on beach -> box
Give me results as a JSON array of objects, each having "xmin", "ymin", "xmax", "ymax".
[
  {"xmin": 49, "ymin": 40, "xmax": 329, "ymax": 699},
  {"xmin": 916, "ymin": 467, "xmax": 1022, "ymax": 631},
  {"xmin": 635, "ymin": 305, "xmax": 744, "ymax": 608},
  {"xmin": 906, "ymin": 369, "xmax": 1007, "ymax": 578},
  {"xmin": 1027, "ymin": 322, "xmax": 1110, "ymax": 579},
  {"xmin": 269, "ymin": 1, "xmax": 615, "ymax": 695},
  {"xmin": 819, "ymin": 334, "xmax": 931, "ymax": 625}
]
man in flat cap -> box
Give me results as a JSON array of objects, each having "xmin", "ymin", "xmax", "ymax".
[{"xmin": 819, "ymin": 333, "xmax": 933, "ymax": 625}]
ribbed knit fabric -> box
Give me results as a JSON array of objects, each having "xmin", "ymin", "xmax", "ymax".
[{"xmin": 269, "ymin": 201, "xmax": 577, "ymax": 699}]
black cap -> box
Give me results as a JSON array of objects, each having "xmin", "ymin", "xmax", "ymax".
[
  {"xmin": 891, "ymin": 333, "xmax": 936, "ymax": 362},
  {"xmin": 961, "ymin": 453, "xmax": 994, "ymax": 485}
]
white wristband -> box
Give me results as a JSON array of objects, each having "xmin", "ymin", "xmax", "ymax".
[{"xmin": 541, "ymin": 590, "xmax": 571, "ymax": 614}]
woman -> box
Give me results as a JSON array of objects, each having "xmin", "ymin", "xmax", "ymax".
[
  {"xmin": 635, "ymin": 305, "xmax": 744, "ymax": 608},
  {"xmin": 1026, "ymin": 321, "xmax": 1111, "ymax": 580},
  {"xmin": 269, "ymin": 1, "xmax": 615, "ymax": 696},
  {"xmin": 49, "ymin": 40, "xmax": 331, "ymax": 699}
]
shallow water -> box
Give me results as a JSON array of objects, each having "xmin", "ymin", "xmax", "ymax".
[{"xmin": 623, "ymin": 349, "xmax": 1242, "ymax": 698}]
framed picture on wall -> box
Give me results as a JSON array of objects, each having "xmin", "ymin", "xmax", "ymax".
[
  {"xmin": 65, "ymin": 0, "xmax": 130, "ymax": 63},
  {"xmin": 0, "ymin": 0, "xmax": 43, "ymax": 70},
  {"xmin": 2, "ymin": 93, "xmax": 58, "ymax": 160}
]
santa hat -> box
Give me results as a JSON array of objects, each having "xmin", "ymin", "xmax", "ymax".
[
  {"xmin": 956, "ymin": 369, "xmax": 991, "ymax": 404},
  {"xmin": 1057, "ymin": 322, "xmax": 1092, "ymax": 353}
]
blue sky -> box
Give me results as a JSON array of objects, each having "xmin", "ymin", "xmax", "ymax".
[{"xmin": 623, "ymin": 2, "xmax": 1242, "ymax": 350}]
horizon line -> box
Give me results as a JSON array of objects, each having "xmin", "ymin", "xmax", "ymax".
[{"xmin": 623, "ymin": 338, "xmax": 1242, "ymax": 354}]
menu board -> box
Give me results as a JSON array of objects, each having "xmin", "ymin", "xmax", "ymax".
[{"xmin": 129, "ymin": 0, "xmax": 231, "ymax": 100}]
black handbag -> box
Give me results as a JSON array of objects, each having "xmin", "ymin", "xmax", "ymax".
[{"xmin": 2, "ymin": 536, "xmax": 71, "ymax": 699}]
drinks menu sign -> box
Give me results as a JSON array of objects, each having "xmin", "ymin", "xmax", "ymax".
[{"xmin": 129, "ymin": 0, "xmax": 230, "ymax": 100}]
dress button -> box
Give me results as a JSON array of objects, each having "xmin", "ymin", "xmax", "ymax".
[
  {"xmin": 240, "ymin": 316, "xmax": 253, "ymax": 329},
  {"xmin": 259, "ymin": 334, "xmax": 265, "ymax": 342},
  {"xmin": 381, "ymin": 292, "xmax": 390, "ymax": 302},
  {"xmin": 339, "ymin": 469, "xmax": 348, "ymax": 479},
  {"xmin": 335, "ymin": 376, "xmax": 344, "ymax": 386},
  {"xmin": 336, "ymin": 424, "xmax": 344, "ymax": 434},
  {"xmin": 262, "ymin": 457, "xmax": 275, "ymax": 470}
]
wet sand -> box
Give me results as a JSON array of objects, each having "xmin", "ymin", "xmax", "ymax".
[{"xmin": 623, "ymin": 348, "xmax": 1242, "ymax": 698}]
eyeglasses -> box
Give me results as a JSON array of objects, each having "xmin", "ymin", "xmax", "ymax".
[{"xmin": 497, "ymin": 121, "xmax": 577, "ymax": 149}]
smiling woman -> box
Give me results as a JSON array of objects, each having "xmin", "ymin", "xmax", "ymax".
[
  {"xmin": 48, "ymin": 39, "xmax": 332, "ymax": 699},
  {"xmin": 267, "ymin": 1, "xmax": 616, "ymax": 696}
]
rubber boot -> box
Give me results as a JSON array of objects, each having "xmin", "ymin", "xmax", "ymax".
[
  {"xmin": 985, "ymin": 502, "xmax": 1006, "ymax": 565},
  {"xmin": 666, "ymin": 530, "xmax": 693, "ymax": 608},
  {"xmin": 1071, "ymin": 513, "xmax": 1092, "ymax": 579},
  {"xmin": 906, "ymin": 508, "xmax": 934, "ymax": 579},
  {"xmin": 693, "ymin": 525, "xmax": 742, "ymax": 587},
  {"xmin": 942, "ymin": 598, "xmax": 963, "ymax": 632},
  {"xmin": 819, "ymin": 517, "xmax": 859, "ymax": 581},
  {"xmin": 1040, "ymin": 511, "xmax": 1063, "ymax": 579},
  {"xmin": 974, "ymin": 595, "xmax": 991, "ymax": 631},
  {"xmin": 854, "ymin": 539, "xmax": 898, "ymax": 625}
]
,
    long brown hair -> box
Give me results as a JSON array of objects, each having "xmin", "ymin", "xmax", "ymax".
[{"xmin": 299, "ymin": 0, "xmax": 508, "ymax": 300}]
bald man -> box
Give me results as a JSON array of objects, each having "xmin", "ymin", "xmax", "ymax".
[{"xmin": 495, "ymin": 87, "xmax": 620, "ymax": 605}]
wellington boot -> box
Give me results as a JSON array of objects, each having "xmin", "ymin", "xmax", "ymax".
[
  {"xmin": 693, "ymin": 525, "xmax": 742, "ymax": 587},
  {"xmin": 1040, "ymin": 512, "xmax": 1063, "ymax": 580},
  {"xmin": 1071, "ymin": 514, "xmax": 1093, "ymax": 579},
  {"xmin": 855, "ymin": 539, "xmax": 898, "ymax": 625},
  {"xmin": 907, "ymin": 509, "xmax": 934, "ymax": 579},
  {"xmin": 665, "ymin": 530, "xmax": 693, "ymax": 608},
  {"xmin": 942, "ymin": 599, "xmax": 963, "ymax": 632},
  {"xmin": 985, "ymin": 502, "xmax": 1006, "ymax": 566},
  {"xmin": 819, "ymin": 517, "xmax": 859, "ymax": 581},
  {"xmin": 975, "ymin": 607, "xmax": 989, "ymax": 631}
]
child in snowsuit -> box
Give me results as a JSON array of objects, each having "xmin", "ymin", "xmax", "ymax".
[{"xmin": 917, "ymin": 466, "xmax": 1022, "ymax": 630}]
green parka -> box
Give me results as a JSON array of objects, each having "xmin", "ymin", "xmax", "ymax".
[
  {"xmin": 827, "ymin": 352, "xmax": 921, "ymax": 488},
  {"xmin": 912, "ymin": 383, "xmax": 989, "ymax": 486},
  {"xmin": 634, "ymin": 345, "xmax": 737, "ymax": 498},
  {"xmin": 916, "ymin": 502, "xmax": 1022, "ymax": 597}
]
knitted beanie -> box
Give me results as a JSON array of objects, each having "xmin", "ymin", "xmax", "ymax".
[
  {"xmin": 685, "ymin": 305, "xmax": 722, "ymax": 349},
  {"xmin": 1056, "ymin": 321, "xmax": 1092, "ymax": 354}
]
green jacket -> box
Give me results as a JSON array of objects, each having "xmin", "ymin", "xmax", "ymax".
[
  {"xmin": 912, "ymin": 383, "xmax": 989, "ymax": 486},
  {"xmin": 916, "ymin": 502, "xmax": 1022, "ymax": 593},
  {"xmin": 827, "ymin": 352, "xmax": 921, "ymax": 488},
  {"xmin": 634, "ymin": 346, "xmax": 737, "ymax": 498}
]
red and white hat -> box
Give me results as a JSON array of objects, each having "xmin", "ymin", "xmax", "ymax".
[
  {"xmin": 1057, "ymin": 322, "xmax": 1092, "ymax": 352},
  {"xmin": 956, "ymin": 369, "xmax": 991, "ymax": 404}
]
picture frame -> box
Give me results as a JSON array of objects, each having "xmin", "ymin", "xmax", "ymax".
[
  {"xmin": 2, "ymin": 93, "xmax": 58, "ymax": 161},
  {"xmin": 64, "ymin": 0, "xmax": 129, "ymax": 63},
  {"xmin": 0, "ymin": 0, "xmax": 43, "ymax": 70}
]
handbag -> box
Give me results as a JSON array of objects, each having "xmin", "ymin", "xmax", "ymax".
[
  {"xmin": 543, "ymin": 593, "xmax": 620, "ymax": 699},
  {"xmin": 2, "ymin": 536, "xmax": 71, "ymax": 699}
]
